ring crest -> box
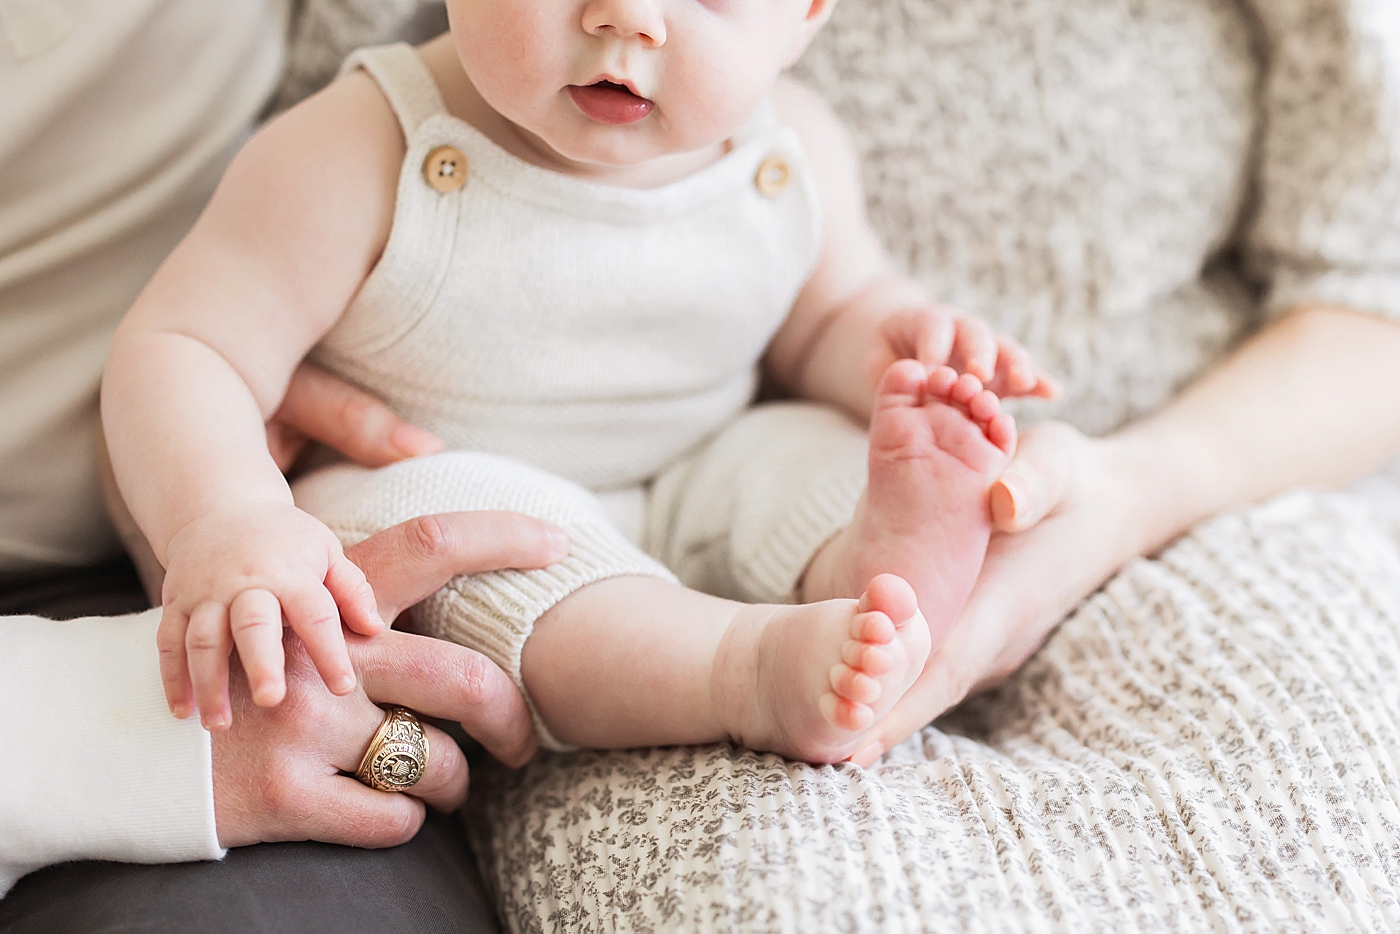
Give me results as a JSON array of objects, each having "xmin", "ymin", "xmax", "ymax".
[{"xmin": 356, "ymin": 706, "xmax": 429, "ymax": 793}]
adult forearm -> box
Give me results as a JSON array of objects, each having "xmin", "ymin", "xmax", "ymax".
[{"xmin": 1109, "ymin": 305, "xmax": 1400, "ymax": 552}]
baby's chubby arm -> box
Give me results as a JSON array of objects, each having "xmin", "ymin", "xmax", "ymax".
[
  {"xmin": 102, "ymin": 71, "xmax": 409, "ymax": 729},
  {"xmin": 765, "ymin": 79, "xmax": 1057, "ymax": 420}
]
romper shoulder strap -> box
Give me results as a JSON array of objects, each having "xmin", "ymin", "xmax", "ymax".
[{"xmin": 338, "ymin": 43, "xmax": 447, "ymax": 139}]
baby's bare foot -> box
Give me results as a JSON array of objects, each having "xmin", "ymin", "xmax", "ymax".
[
  {"xmin": 803, "ymin": 359, "xmax": 1017, "ymax": 647},
  {"xmin": 715, "ymin": 574, "xmax": 929, "ymax": 764}
]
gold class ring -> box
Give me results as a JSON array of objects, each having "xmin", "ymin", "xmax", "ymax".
[{"xmin": 355, "ymin": 706, "xmax": 430, "ymax": 793}]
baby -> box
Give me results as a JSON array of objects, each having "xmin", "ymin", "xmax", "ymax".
[{"xmin": 103, "ymin": 0, "xmax": 1055, "ymax": 763}]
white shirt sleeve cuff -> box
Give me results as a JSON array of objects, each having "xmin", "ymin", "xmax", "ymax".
[{"xmin": 1, "ymin": 608, "xmax": 223, "ymax": 897}]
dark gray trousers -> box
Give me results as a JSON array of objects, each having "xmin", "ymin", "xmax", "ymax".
[{"xmin": 0, "ymin": 560, "xmax": 501, "ymax": 934}]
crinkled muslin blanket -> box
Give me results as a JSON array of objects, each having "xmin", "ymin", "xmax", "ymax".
[{"xmin": 468, "ymin": 475, "xmax": 1400, "ymax": 932}]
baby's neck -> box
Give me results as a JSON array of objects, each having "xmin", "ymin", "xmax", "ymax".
[{"xmin": 420, "ymin": 35, "xmax": 731, "ymax": 190}]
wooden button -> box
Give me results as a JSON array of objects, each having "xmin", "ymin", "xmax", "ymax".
[
  {"xmin": 755, "ymin": 156, "xmax": 791, "ymax": 198},
  {"xmin": 423, "ymin": 146, "xmax": 468, "ymax": 193}
]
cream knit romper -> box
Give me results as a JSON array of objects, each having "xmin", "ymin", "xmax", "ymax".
[{"xmin": 292, "ymin": 44, "xmax": 872, "ymax": 748}]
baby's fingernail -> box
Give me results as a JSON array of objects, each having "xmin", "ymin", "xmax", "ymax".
[
  {"xmin": 390, "ymin": 424, "xmax": 443, "ymax": 458},
  {"xmin": 334, "ymin": 673, "xmax": 357, "ymax": 694},
  {"xmin": 203, "ymin": 713, "xmax": 230, "ymax": 731},
  {"xmin": 547, "ymin": 530, "xmax": 570, "ymax": 556},
  {"xmin": 172, "ymin": 703, "xmax": 192, "ymax": 720}
]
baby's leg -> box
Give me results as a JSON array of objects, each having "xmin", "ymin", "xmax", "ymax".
[
  {"xmin": 294, "ymin": 452, "xmax": 674, "ymax": 750},
  {"xmin": 802, "ymin": 360, "xmax": 1016, "ymax": 644},
  {"xmin": 294, "ymin": 451, "xmax": 928, "ymax": 760},
  {"xmin": 523, "ymin": 573, "xmax": 929, "ymax": 763}
]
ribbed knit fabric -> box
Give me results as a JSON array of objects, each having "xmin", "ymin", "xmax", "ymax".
[
  {"xmin": 295, "ymin": 453, "xmax": 678, "ymax": 750},
  {"xmin": 296, "ymin": 403, "xmax": 872, "ymax": 749},
  {"xmin": 295, "ymin": 45, "xmax": 852, "ymax": 749},
  {"xmin": 646, "ymin": 402, "xmax": 869, "ymax": 604},
  {"xmin": 313, "ymin": 44, "xmax": 822, "ymax": 491}
]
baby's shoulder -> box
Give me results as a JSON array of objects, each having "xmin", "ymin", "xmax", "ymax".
[
  {"xmin": 261, "ymin": 69, "xmax": 409, "ymax": 180},
  {"xmin": 772, "ymin": 77, "xmax": 866, "ymax": 221}
]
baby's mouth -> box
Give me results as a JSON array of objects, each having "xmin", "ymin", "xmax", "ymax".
[{"xmin": 568, "ymin": 80, "xmax": 654, "ymax": 126}]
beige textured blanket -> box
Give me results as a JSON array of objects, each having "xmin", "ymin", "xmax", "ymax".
[{"xmin": 469, "ymin": 475, "xmax": 1400, "ymax": 932}]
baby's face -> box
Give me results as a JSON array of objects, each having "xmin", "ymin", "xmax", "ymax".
[{"xmin": 445, "ymin": 0, "xmax": 831, "ymax": 168}]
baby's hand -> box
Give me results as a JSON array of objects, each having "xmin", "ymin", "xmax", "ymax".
[
  {"xmin": 875, "ymin": 306, "xmax": 1060, "ymax": 400},
  {"xmin": 158, "ymin": 502, "xmax": 385, "ymax": 730}
]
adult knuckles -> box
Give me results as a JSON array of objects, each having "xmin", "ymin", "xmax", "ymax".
[
  {"xmin": 335, "ymin": 389, "xmax": 380, "ymax": 441},
  {"xmin": 348, "ymin": 800, "xmax": 423, "ymax": 849},
  {"xmin": 257, "ymin": 764, "xmax": 319, "ymax": 824},
  {"xmin": 406, "ymin": 513, "xmax": 457, "ymax": 564},
  {"xmin": 454, "ymin": 648, "xmax": 498, "ymax": 704},
  {"xmin": 186, "ymin": 628, "xmax": 229, "ymax": 653}
]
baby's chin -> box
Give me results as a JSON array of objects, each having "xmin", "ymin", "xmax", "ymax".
[
  {"xmin": 540, "ymin": 121, "xmax": 688, "ymax": 162},
  {"xmin": 513, "ymin": 101, "xmax": 740, "ymax": 171}
]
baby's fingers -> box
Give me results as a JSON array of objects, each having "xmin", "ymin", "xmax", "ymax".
[
  {"xmin": 186, "ymin": 601, "xmax": 233, "ymax": 730},
  {"xmin": 987, "ymin": 337, "xmax": 1037, "ymax": 396},
  {"xmin": 230, "ymin": 589, "xmax": 288, "ymax": 708},
  {"xmin": 157, "ymin": 605, "xmax": 194, "ymax": 719},
  {"xmin": 912, "ymin": 310, "xmax": 957, "ymax": 368},
  {"xmin": 951, "ymin": 317, "xmax": 999, "ymax": 383},
  {"xmin": 281, "ymin": 583, "xmax": 357, "ymax": 696},
  {"xmin": 325, "ymin": 553, "xmax": 385, "ymax": 636}
]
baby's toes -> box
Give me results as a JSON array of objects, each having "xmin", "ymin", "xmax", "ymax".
[
  {"xmin": 829, "ymin": 663, "xmax": 883, "ymax": 705},
  {"xmin": 987, "ymin": 412, "xmax": 1017, "ymax": 455},
  {"xmin": 850, "ymin": 609, "xmax": 896, "ymax": 645},
  {"xmin": 842, "ymin": 638, "xmax": 896, "ymax": 675},
  {"xmin": 819, "ymin": 692, "xmax": 876, "ymax": 732},
  {"xmin": 967, "ymin": 388, "xmax": 1001, "ymax": 425},
  {"xmin": 949, "ymin": 373, "xmax": 985, "ymax": 407},
  {"xmin": 926, "ymin": 365, "xmax": 960, "ymax": 399},
  {"xmin": 863, "ymin": 574, "xmax": 920, "ymax": 628}
]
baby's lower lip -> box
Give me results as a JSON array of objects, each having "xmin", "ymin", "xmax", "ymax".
[{"xmin": 568, "ymin": 83, "xmax": 653, "ymax": 125}]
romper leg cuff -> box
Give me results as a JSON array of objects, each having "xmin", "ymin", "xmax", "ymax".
[
  {"xmin": 411, "ymin": 518, "xmax": 677, "ymax": 752},
  {"xmin": 293, "ymin": 454, "xmax": 677, "ymax": 753},
  {"xmin": 734, "ymin": 462, "xmax": 867, "ymax": 604}
]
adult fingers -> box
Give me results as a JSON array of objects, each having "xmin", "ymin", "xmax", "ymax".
[
  {"xmin": 229, "ymin": 591, "xmax": 287, "ymax": 708},
  {"xmin": 325, "ymin": 553, "xmax": 385, "ymax": 636},
  {"xmin": 300, "ymin": 776, "xmax": 429, "ymax": 849},
  {"xmin": 157, "ymin": 605, "xmax": 195, "ymax": 719},
  {"xmin": 347, "ymin": 512, "xmax": 569, "ymax": 621},
  {"xmin": 352, "ymin": 630, "xmax": 536, "ymax": 767},
  {"xmin": 990, "ymin": 424, "xmax": 1083, "ymax": 533},
  {"xmin": 332, "ymin": 714, "xmax": 470, "ymax": 814},
  {"xmin": 265, "ymin": 420, "xmax": 310, "ymax": 474},
  {"xmin": 186, "ymin": 601, "xmax": 234, "ymax": 730},
  {"xmin": 279, "ymin": 583, "xmax": 357, "ymax": 696},
  {"xmin": 275, "ymin": 363, "xmax": 443, "ymax": 469}
]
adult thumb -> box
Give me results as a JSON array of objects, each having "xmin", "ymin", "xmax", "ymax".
[{"xmin": 990, "ymin": 422, "xmax": 1084, "ymax": 533}]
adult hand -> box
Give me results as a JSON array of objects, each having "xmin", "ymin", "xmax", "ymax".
[
  {"xmin": 211, "ymin": 510, "xmax": 569, "ymax": 848},
  {"xmin": 267, "ymin": 361, "xmax": 444, "ymax": 471},
  {"xmin": 851, "ymin": 422, "xmax": 1160, "ymax": 766}
]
